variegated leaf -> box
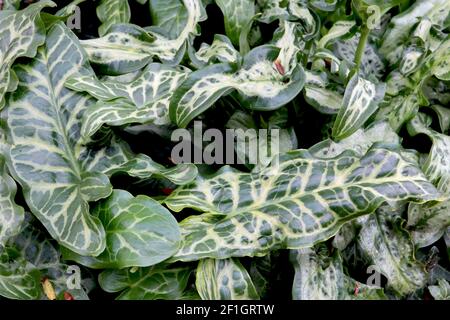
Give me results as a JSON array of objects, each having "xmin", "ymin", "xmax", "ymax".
[
  {"xmin": 357, "ymin": 213, "xmax": 427, "ymax": 296},
  {"xmin": 65, "ymin": 63, "xmax": 189, "ymax": 138},
  {"xmin": 303, "ymin": 71, "xmax": 343, "ymax": 114},
  {"xmin": 189, "ymin": 34, "xmax": 240, "ymax": 69},
  {"xmin": 377, "ymin": 93, "xmax": 420, "ymax": 132},
  {"xmin": 3, "ymin": 23, "xmax": 185, "ymax": 257},
  {"xmin": 380, "ymin": 0, "xmax": 450, "ymax": 65},
  {"xmin": 258, "ymin": 0, "xmax": 316, "ymax": 29},
  {"xmin": 309, "ymin": 0, "xmax": 338, "ymax": 12},
  {"xmin": 62, "ymin": 190, "xmax": 181, "ymax": 268},
  {"xmin": 407, "ymin": 114, "xmax": 450, "ymax": 247},
  {"xmin": 55, "ymin": 0, "xmax": 87, "ymax": 18},
  {"xmin": 428, "ymin": 279, "xmax": 450, "ymax": 300},
  {"xmin": 76, "ymin": 136, "xmax": 197, "ymax": 186},
  {"xmin": 97, "ymin": 0, "xmax": 148, "ymax": 36},
  {"xmin": 99, "ymin": 265, "xmax": 192, "ymax": 299},
  {"xmin": 273, "ymin": 20, "xmax": 302, "ymax": 77},
  {"xmin": 332, "ymin": 73, "xmax": 385, "ymax": 140},
  {"xmin": 170, "ymin": 45, "xmax": 306, "ymax": 127},
  {"xmin": 225, "ymin": 108, "xmax": 297, "ymax": 170},
  {"xmin": 310, "ymin": 121, "xmax": 400, "ymax": 159},
  {"xmin": 196, "ymin": 258, "xmax": 259, "ymax": 300},
  {"xmin": 215, "ymin": 0, "xmax": 255, "ymax": 47},
  {"xmin": 428, "ymin": 104, "xmax": 450, "ymax": 133},
  {"xmin": 318, "ymin": 20, "xmax": 356, "ymax": 49},
  {"xmin": 334, "ymin": 34, "xmax": 385, "ymax": 79},
  {"xmin": 164, "ymin": 146, "xmax": 441, "ymax": 261},
  {"xmin": 0, "ymin": 155, "xmax": 24, "ymax": 248},
  {"xmin": 149, "ymin": 0, "xmax": 188, "ymax": 39},
  {"xmin": 0, "ymin": 250, "xmax": 41, "ymax": 300},
  {"xmin": 249, "ymin": 253, "xmax": 278, "ymax": 297},
  {"xmin": 407, "ymin": 113, "xmax": 450, "ymax": 191},
  {"xmin": 0, "ymin": 215, "xmax": 92, "ymax": 300},
  {"xmin": 81, "ymin": 0, "xmax": 205, "ymax": 74},
  {"xmin": 0, "ymin": 1, "xmax": 55, "ymax": 109},
  {"xmin": 290, "ymin": 247, "xmax": 386, "ymax": 300},
  {"xmin": 408, "ymin": 202, "xmax": 450, "ymax": 248},
  {"xmin": 257, "ymin": 0, "xmax": 289, "ymax": 23},
  {"xmin": 332, "ymin": 222, "xmax": 357, "ymax": 250},
  {"xmin": 7, "ymin": 216, "xmax": 92, "ymax": 300},
  {"xmin": 312, "ymin": 49, "xmax": 349, "ymax": 76},
  {"xmin": 4, "ymin": 23, "xmax": 113, "ymax": 256},
  {"xmin": 287, "ymin": 1, "xmax": 316, "ymax": 35},
  {"xmin": 424, "ymin": 38, "xmax": 450, "ymax": 81},
  {"xmin": 102, "ymin": 154, "xmax": 198, "ymax": 186},
  {"xmin": 1, "ymin": 0, "xmax": 21, "ymax": 10}
]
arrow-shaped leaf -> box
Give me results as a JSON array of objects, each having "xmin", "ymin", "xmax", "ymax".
[
  {"xmin": 81, "ymin": 0, "xmax": 205, "ymax": 74},
  {"xmin": 65, "ymin": 63, "xmax": 189, "ymax": 139},
  {"xmin": 164, "ymin": 145, "xmax": 441, "ymax": 261},
  {"xmin": 170, "ymin": 45, "xmax": 306, "ymax": 128}
]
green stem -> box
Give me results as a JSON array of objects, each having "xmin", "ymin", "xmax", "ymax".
[{"xmin": 354, "ymin": 25, "xmax": 370, "ymax": 72}]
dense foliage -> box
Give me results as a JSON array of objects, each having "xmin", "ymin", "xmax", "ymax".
[{"xmin": 0, "ymin": 0, "xmax": 449, "ymax": 300}]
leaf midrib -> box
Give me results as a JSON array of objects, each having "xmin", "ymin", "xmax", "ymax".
[{"xmin": 41, "ymin": 49, "xmax": 82, "ymax": 180}]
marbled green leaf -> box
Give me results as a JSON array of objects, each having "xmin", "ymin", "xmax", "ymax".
[
  {"xmin": 0, "ymin": 215, "xmax": 92, "ymax": 300},
  {"xmin": 170, "ymin": 45, "xmax": 305, "ymax": 128},
  {"xmin": 303, "ymin": 71, "xmax": 343, "ymax": 115},
  {"xmin": 189, "ymin": 34, "xmax": 240, "ymax": 69},
  {"xmin": 62, "ymin": 190, "xmax": 181, "ymax": 269},
  {"xmin": 81, "ymin": 0, "xmax": 206, "ymax": 74},
  {"xmin": 257, "ymin": 0, "xmax": 289, "ymax": 23},
  {"xmin": 196, "ymin": 258, "xmax": 259, "ymax": 299},
  {"xmin": 0, "ymin": 250, "xmax": 41, "ymax": 300},
  {"xmin": 97, "ymin": 0, "xmax": 148, "ymax": 36},
  {"xmin": 0, "ymin": 1, "xmax": 55, "ymax": 109},
  {"xmin": 334, "ymin": 34, "xmax": 385, "ymax": 79},
  {"xmin": 290, "ymin": 246, "xmax": 386, "ymax": 300},
  {"xmin": 332, "ymin": 73, "xmax": 385, "ymax": 140},
  {"xmin": 357, "ymin": 212, "xmax": 427, "ymax": 296},
  {"xmin": 99, "ymin": 265, "xmax": 192, "ymax": 299},
  {"xmin": 407, "ymin": 114, "xmax": 450, "ymax": 247},
  {"xmin": 101, "ymin": 153, "xmax": 198, "ymax": 186},
  {"xmin": 318, "ymin": 20, "xmax": 356, "ymax": 49},
  {"xmin": 380, "ymin": 0, "xmax": 450, "ymax": 65},
  {"xmin": 164, "ymin": 146, "xmax": 441, "ymax": 261},
  {"xmin": 4, "ymin": 23, "xmax": 111, "ymax": 256},
  {"xmin": 0, "ymin": 155, "xmax": 24, "ymax": 247},
  {"xmin": 310, "ymin": 121, "xmax": 400, "ymax": 159},
  {"xmin": 149, "ymin": 0, "xmax": 189, "ymax": 39},
  {"xmin": 428, "ymin": 279, "xmax": 450, "ymax": 300},
  {"xmin": 215, "ymin": 0, "xmax": 255, "ymax": 47},
  {"xmin": 3, "ymin": 23, "xmax": 188, "ymax": 257},
  {"xmin": 65, "ymin": 63, "xmax": 190, "ymax": 138}
]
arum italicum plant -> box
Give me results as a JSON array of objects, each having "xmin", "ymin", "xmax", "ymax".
[{"xmin": 0, "ymin": 0, "xmax": 449, "ymax": 301}]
